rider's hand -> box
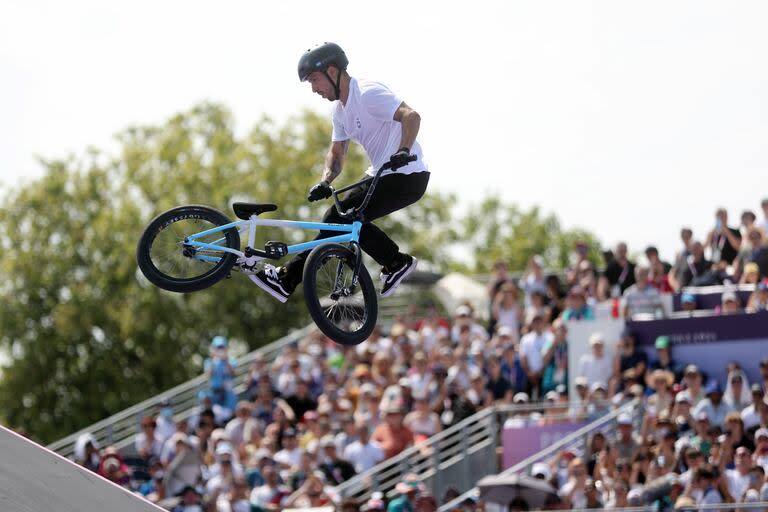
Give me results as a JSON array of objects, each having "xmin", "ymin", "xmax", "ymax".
[
  {"xmin": 388, "ymin": 147, "xmax": 411, "ymax": 170},
  {"xmin": 307, "ymin": 180, "xmax": 333, "ymax": 202}
]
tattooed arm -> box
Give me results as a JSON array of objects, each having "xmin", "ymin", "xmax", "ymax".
[{"xmin": 321, "ymin": 140, "xmax": 349, "ymax": 184}]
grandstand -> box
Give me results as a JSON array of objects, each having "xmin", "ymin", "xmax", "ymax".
[{"xmin": 36, "ymin": 250, "xmax": 768, "ymax": 512}]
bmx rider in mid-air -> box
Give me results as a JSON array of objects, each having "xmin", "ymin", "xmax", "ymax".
[{"xmin": 251, "ymin": 42, "xmax": 430, "ymax": 303}]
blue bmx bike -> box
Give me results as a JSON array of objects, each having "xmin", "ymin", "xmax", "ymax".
[{"xmin": 136, "ymin": 156, "xmax": 416, "ymax": 346}]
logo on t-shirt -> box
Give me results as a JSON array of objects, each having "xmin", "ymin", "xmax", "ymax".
[{"xmin": 355, "ymin": 117, "xmax": 361, "ymax": 129}]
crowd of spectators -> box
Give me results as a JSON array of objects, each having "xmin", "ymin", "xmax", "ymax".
[
  {"xmin": 67, "ymin": 202, "xmax": 768, "ymax": 511},
  {"xmin": 521, "ymin": 352, "xmax": 768, "ymax": 511}
]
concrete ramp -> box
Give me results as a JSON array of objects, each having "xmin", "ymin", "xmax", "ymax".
[{"xmin": 0, "ymin": 425, "xmax": 162, "ymax": 512}]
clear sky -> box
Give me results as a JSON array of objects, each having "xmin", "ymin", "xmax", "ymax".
[{"xmin": 2, "ymin": 1, "xmax": 767, "ymax": 262}]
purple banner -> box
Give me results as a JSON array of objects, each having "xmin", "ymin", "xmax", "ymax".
[
  {"xmin": 502, "ymin": 421, "xmax": 588, "ymax": 469},
  {"xmin": 626, "ymin": 312, "xmax": 768, "ymax": 385}
]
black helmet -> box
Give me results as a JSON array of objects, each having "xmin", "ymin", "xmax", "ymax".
[{"xmin": 297, "ymin": 42, "xmax": 348, "ymax": 82}]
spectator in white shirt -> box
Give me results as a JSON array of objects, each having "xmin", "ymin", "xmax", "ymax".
[
  {"xmin": 726, "ymin": 447, "xmax": 753, "ymax": 501},
  {"xmin": 520, "ymin": 313, "xmax": 554, "ymax": 399},
  {"xmin": 273, "ymin": 429, "xmax": 302, "ymax": 470},
  {"xmin": 343, "ymin": 421, "xmax": 385, "ymax": 473},
  {"xmin": 742, "ymin": 384, "xmax": 766, "ymax": 430},
  {"xmin": 578, "ymin": 333, "xmax": 613, "ymax": 389}
]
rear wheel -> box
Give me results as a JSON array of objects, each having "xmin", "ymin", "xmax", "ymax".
[
  {"xmin": 136, "ymin": 205, "xmax": 240, "ymax": 293},
  {"xmin": 303, "ymin": 243, "xmax": 378, "ymax": 346}
]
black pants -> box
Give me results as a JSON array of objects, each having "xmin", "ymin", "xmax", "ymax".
[{"xmin": 284, "ymin": 171, "xmax": 430, "ymax": 285}]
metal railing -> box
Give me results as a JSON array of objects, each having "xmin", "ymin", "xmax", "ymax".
[
  {"xmin": 46, "ymin": 325, "xmax": 314, "ymax": 458},
  {"xmin": 333, "ymin": 401, "xmax": 619, "ymax": 506},
  {"xmin": 438, "ymin": 399, "xmax": 642, "ymax": 511}
]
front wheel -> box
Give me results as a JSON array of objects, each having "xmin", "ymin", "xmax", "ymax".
[
  {"xmin": 136, "ymin": 205, "xmax": 240, "ymax": 293},
  {"xmin": 303, "ymin": 243, "xmax": 378, "ymax": 346}
]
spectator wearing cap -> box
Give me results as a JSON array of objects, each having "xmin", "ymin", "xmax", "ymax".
[
  {"xmin": 648, "ymin": 336, "xmax": 683, "ymax": 382},
  {"xmin": 724, "ymin": 368, "xmax": 751, "ymax": 412},
  {"xmin": 344, "ymin": 420, "xmax": 385, "ymax": 473},
  {"xmin": 451, "ymin": 304, "xmax": 488, "ymax": 345},
  {"xmin": 578, "ymin": 333, "xmax": 613, "ymax": 390},
  {"xmin": 225, "ymin": 401, "xmax": 257, "ymax": 449},
  {"xmin": 491, "ymin": 281, "xmax": 523, "ymax": 341},
  {"xmin": 466, "ymin": 367, "xmax": 488, "ymax": 407},
  {"xmin": 613, "ymin": 328, "xmax": 648, "ymax": 392},
  {"xmin": 614, "ymin": 413, "xmax": 639, "ymax": 460},
  {"xmin": 371, "ymin": 401, "xmax": 414, "ymax": 459},
  {"xmin": 754, "ymin": 428, "xmax": 768, "ymax": 469},
  {"xmin": 679, "ymin": 365, "xmax": 706, "ymax": 408},
  {"xmin": 156, "ymin": 399, "xmax": 177, "ymax": 442},
  {"xmin": 679, "ymin": 292, "xmax": 698, "ymax": 315},
  {"xmin": 561, "ymin": 286, "xmax": 594, "ymax": 321},
  {"xmin": 622, "ymin": 265, "xmax": 664, "ymax": 319},
  {"xmin": 719, "ymin": 290, "xmax": 742, "ymax": 315},
  {"xmin": 388, "ymin": 473, "xmax": 425, "ymax": 512},
  {"xmin": 541, "ymin": 319, "xmax": 568, "ymax": 394},
  {"xmin": 97, "ymin": 447, "xmax": 131, "ymax": 488},
  {"xmin": 136, "ymin": 415, "xmax": 165, "ymax": 460},
  {"xmin": 672, "ymin": 390, "xmax": 695, "ymax": 434},
  {"xmin": 520, "ymin": 313, "xmax": 554, "ymax": 398},
  {"xmin": 139, "ymin": 456, "xmax": 166, "ymax": 502},
  {"xmin": 334, "ymin": 415, "xmax": 358, "ymax": 456},
  {"xmin": 317, "ymin": 435, "xmax": 356, "ymax": 485},
  {"xmin": 165, "ymin": 432, "xmax": 203, "ymax": 497},
  {"xmin": 747, "ymin": 278, "xmax": 768, "ymax": 312},
  {"xmin": 206, "ymin": 442, "xmax": 239, "ymax": 497},
  {"xmin": 205, "ymin": 336, "xmax": 237, "ymax": 422},
  {"xmin": 603, "ymin": 242, "xmax": 637, "ymax": 297},
  {"xmin": 741, "ymin": 384, "xmax": 765, "ymax": 430},
  {"xmin": 694, "ymin": 380, "xmax": 734, "ymax": 428}
]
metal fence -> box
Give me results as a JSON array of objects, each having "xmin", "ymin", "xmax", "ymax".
[
  {"xmin": 333, "ymin": 400, "xmax": 628, "ymax": 506},
  {"xmin": 438, "ymin": 400, "xmax": 642, "ymax": 511}
]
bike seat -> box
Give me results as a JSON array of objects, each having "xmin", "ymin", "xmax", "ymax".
[{"xmin": 232, "ymin": 202, "xmax": 278, "ymax": 220}]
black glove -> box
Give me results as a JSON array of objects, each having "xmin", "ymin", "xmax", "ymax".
[
  {"xmin": 307, "ymin": 180, "xmax": 333, "ymax": 202},
  {"xmin": 388, "ymin": 147, "xmax": 411, "ymax": 170}
]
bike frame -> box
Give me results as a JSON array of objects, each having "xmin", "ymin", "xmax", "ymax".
[{"xmin": 184, "ymin": 218, "xmax": 363, "ymax": 264}]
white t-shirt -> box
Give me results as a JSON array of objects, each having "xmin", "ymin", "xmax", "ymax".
[
  {"xmin": 520, "ymin": 331, "xmax": 553, "ymax": 373},
  {"xmin": 726, "ymin": 469, "xmax": 750, "ymax": 502},
  {"xmin": 343, "ymin": 440, "xmax": 385, "ymax": 473},
  {"xmin": 332, "ymin": 77, "xmax": 428, "ymax": 177},
  {"xmin": 578, "ymin": 353, "xmax": 613, "ymax": 388}
]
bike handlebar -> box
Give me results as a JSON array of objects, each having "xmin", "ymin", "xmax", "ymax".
[{"xmin": 330, "ymin": 154, "xmax": 418, "ymax": 220}]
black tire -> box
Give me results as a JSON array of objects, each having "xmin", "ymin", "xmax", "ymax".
[
  {"xmin": 303, "ymin": 243, "xmax": 378, "ymax": 346},
  {"xmin": 136, "ymin": 205, "xmax": 240, "ymax": 293}
]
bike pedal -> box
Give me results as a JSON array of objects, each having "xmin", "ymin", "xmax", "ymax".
[{"xmin": 264, "ymin": 241, "xmax": 288, "ymax": 259}]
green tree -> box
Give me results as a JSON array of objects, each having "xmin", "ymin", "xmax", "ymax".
[
  {"xmin": 460, "ymin": 196, "xmax": 602, "ymax": 274},
  {"xmin": 0, "ymin": 103, "xmax": 455, "ymax": 442}
]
